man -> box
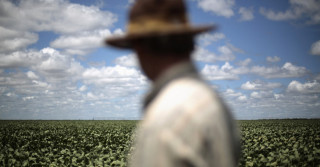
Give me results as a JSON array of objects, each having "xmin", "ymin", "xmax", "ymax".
[{"xmin": 106, "ymin": 0, "xmax": 240, "ymax": 166}]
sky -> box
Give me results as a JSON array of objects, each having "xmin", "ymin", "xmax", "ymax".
[{"xmin": 0, "ymin": 0, "xmax": 320, "ymax": 120}]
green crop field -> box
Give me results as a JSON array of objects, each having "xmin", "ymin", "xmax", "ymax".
[{"xmin": 0, "ymin": 120, "xmax": 319, "ymax": 166}]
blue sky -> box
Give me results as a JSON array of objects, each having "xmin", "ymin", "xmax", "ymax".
[{"xmin": 0, "ymin": 0, "xmax": 320, "ymax": 120}]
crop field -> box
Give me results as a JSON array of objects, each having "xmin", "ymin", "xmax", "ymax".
[{"xmin": 0, "ymin": 120, "xmax": 319, "ymax": 166}]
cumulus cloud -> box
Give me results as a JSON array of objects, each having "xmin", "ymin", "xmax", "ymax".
[
  {"xmin": 34, "ymin": 48, "xmax": 84, "ymax": 82},
  {"xmin": 194, "ymin": 0, "xmax": 235, "ymax": 18},
  {"xmin": 287, "ymin": 80, "xmax": 320, "ymax": 94},
  {"xmin": 201, "ymin": 62, "xmax": 308, "ymax": 81},
  {"xmin": 193, "ymin": 45, "xmax": 237, "ymax": 63},
  {"xmin": 224, "ymin": 89, "xmax": 242, "ymax": 97},
  {"xmin": 79, "ymin": 85, "xmax": 87, "ymax": 92},
  {"xmin": 0, "ymin": 62, "xmax": 146, "ymax": 120},
  {"xmin": 0, "ymin": 0, "xmax": 117, "ymax": 34},
  {"xmin": 0, "ymin": 0, "xmax": 149, "ymax": 120},
  {"xmin": 310, "ymin": 40, "xmax": 320, "ymax": 56},
  {"xmin": 0, "ymin": 26, "xmax": 38, "ymax": 53},
  {"xmin": 0, "ymin": 49, "xmax": 46, "ymax": 68},
  {"xmin": 241, "ymin": 80, "xmax": 281, "ymax": 90},
  {"xmin": 0, "ymin": 48, "xmax": 84, "ymax": 82},
  {"xmin": 114, "ymin": 54, "xmax": 138, "ymax": 67},
  {"xmin": 238, "ymin": 58, "xmax": 251, "ymax": 67},
  {"xmin": 221, "ymin": 89, "xmax": 247, "ymax": 102},
  {"xmin": 0, "ymin": 0, "xmax": 118, "ymax": 56},
  {"xmin": 50, "ymin": 29, "xmax": 122, "ymax": 55},
  {"xmin": 201, "ymin": 62, "xmax": 239, "ymax": 80},
  {"xmin": 82, "ymin": 65, "xmax": 146, "ymax": 88},
  {"xmin": 237, "ymin": 95, "xmax": 247, "ymax": 102},
  {"xmin": 238, "ymin": 7, "xmax": 254, "ymax": 21},
  {"xmin": 201, "ymin": 60, "xmax": 309, "ymax": 80},
  {"xmin": 251, "ymin": 62, "xmax": 308, "ymax": 78},
  {"xmin": 259, "ymin": 0, "xmax": 320, "ymax": 24},
  {"xmin": 216, "ymin": 80, "xmax": 320, "ymax": 120},
  {"xmin": 250, "ymin": 91, "xmax": 274, "ymax": 99},
  {"xmin": 197, "ymin": 32, "xmax": 225, "ymax": 46},
  {"xmin": 266, "ymin": 56, "xmax": 281, "ymax": 63},
  {"xmin": 26, "ymin": 71, "xmax": 39, "ymax": 80},
  {"xmin": 22, "ymin": 96, "xmax": 35, "ymax": 101}
]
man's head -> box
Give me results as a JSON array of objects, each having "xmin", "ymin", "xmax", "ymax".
[
  {"xmin": 132, "ymin": 34, "xmax": 194, "ymax": 80},
  {"xmin": 105, "ymin": 0, "xmax": 215, "ymax": 80}
]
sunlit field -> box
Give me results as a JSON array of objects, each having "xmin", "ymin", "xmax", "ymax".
[{"xmin": 0, "ymin": 120, "xmax": 319, "ymax": 166}]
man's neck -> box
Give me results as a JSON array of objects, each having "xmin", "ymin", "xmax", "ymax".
[{"xmin": 150, "ymin": 56, "xmax": 190, "ymax": 81}]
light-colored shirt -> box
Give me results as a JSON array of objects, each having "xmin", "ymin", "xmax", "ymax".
[{"xmin": 129, "ymin": 61, "xmax": 240, "ymax": 167}]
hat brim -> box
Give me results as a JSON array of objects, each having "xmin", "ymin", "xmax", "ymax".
[{"xmin": 105, "ymin": 25, "xmax": 216, "ymax": 49}]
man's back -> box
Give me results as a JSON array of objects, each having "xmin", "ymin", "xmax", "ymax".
[{"xmin": 130, "ymin": 62, "xmax": 240, "ymax": 167}]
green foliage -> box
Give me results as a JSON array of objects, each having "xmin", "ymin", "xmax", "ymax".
[
  {"xmin": 239, "ymin": 120, "xmax": 320, "ymax": 167},
  {"xmin": 0, "ymin": 120, "xmax": 137, "ymax": 166},
  {"xmin": 0, "ymin": 120, "xmax": 319, "ymax": 166}
]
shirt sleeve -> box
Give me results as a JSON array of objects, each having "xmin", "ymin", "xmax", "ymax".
[{"xmin": 129, "ymin": 126, "xmax": 209, "ymax": 167}]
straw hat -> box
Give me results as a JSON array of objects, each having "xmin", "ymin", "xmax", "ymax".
[{"xmin": 105, "ymin": 0, "xmax": 215, "ymax": 49}]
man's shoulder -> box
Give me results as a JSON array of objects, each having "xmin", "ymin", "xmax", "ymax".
[
  {"xmin": 145, "ymin": 77, "xmax": 227, "ymax": 120},
  {"xmin": 159, "ymin": 77, "xmax": 213, "ymax": 102}
]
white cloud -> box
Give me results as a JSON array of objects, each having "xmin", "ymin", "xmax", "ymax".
[
  {"xmin": 274, "ymin": 94, "xmax": 284, "ymax": 100},
  {"xmin": 201, "ymin": 61, "xmax": 308, "ymax": 81},
  {"xmin": 32, "ymin": 80, "xmax": 50, "ymax": 88},
  {"xmin": 238, "ymin": 7, "xmax": 254, "ymax": 21},
  {"xmin": 34, "ymin": 48, "xmax": 84, "ymax": 81},
  {"xmin": 6, "ymin": 92, "xmax": 16, "ymax": 97},
  {"xmin": 221, "ymin": 89, "xmax": 247, "ymax": 102},
  {"xmin": 79, "ymin": 85, "xmax": 87, "ymax": 92},
  {"xmin": 0, "ymin": 73, "xmax": 30, "ymax": 87},
  {"xmin": 259, "ymin": 0, "xmax": 320, "ymax": 24},
  {"xmin": 0, "ymin": 26, "xmax": 38, "ymax": 53},
  {"xmin": 82, "ymin": 65, "xmax": 146, "ymax": 87},
  {"xmin": 259, "ymin": 8, "xmax": 297, "ymax": 21},
  {"xmin": 114, "ymin": 54, "xmax": 138, "ymax": 67},
  {"xmin": 50, "ymin": 29, "xmax": 120, "ymax": 55},
  {"xmin": 310, "ymin": 40, "xmax": 320, "ymax": 56},
  {"xmin": 26, "ymin": 71, "xmax": 39, "ymax": 80},
  {"xmin": 226, "ymin": 43, "xmax": 245, "ymax": 54},
  {"xmin": 266, "ymin": 56, "xmax": 281, "ymax": 63},
  {"xmin": 201, "ymin": 62, "xmax": 239, "ymax": 80},
  {"xmin": 197, "ymin": 32, "xmax": 225, "ymax": 46},
  {"xmin": 224, "ymin": 89, "xmax": 242, "ymax": 97},
  {"xmin": 0, "ymin": 0, "xmax": 117, "ymax": 34},
  {"xmin": 0, "ymin": 49, "xmax": 46, "ymax": 68},
  {"xmin": 251, "ymin": 62, "xmax": 308, "ymax": 78},
  {"xmin": 0, "ymin": 48, "xmax": 84, "ymax": 82},
  {"xmin": 237, "ymin": 95, "xmax": 247, "ymax": 101},
  {"xmin": 194, "ymin": 0, "xmax": 235, "ymax": 18},
  {"xmin": 193, "ymin": 45, "xmax": 236, "ymax": 63},
  {"xmin": 287, "ymin": 80, "xmax": 320, "ymax": 94},
  {"xmin": 250, "ymin": 91, "xmax": 273, "ymax": 99},
  {"xmin": 238, "ymin": 58, "xmax": 251, "ymax": 67},
  {"xmin": 241, "ymin": 80, "xmax": 281, "ymax": 90},
  {"xmin": 23, "ymin": 96, "xmax": 35, "ymax": 101}
]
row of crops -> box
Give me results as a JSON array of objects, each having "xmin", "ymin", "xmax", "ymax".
[
  {"xmin": 0, "ymin": 120, "xmax": 319, "ymax": 166},
  {"xmin": 0, "ymin": 121, "xmax": 137, "ymax": 166},
  {"xmin": 239, "ymin": 120, "xmax": 320, "ymax": 167}
]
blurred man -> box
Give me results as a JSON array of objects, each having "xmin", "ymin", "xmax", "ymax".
[{"xmin": 106, "ymin": 0, "xmax": 240, "ymax": 166}]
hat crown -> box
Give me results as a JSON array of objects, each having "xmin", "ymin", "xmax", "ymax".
[
  {"xmin": 105, "ymin": 0, "xmax": 215, "ymax": 48},
  {"xmin": 130, "ymin": 0, "xmax": 188, "ymax": 24}
]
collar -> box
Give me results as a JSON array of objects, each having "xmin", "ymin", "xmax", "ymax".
[{"xmin": 143, "ymin": 61, "xmax": 199, "ymax": 110}]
